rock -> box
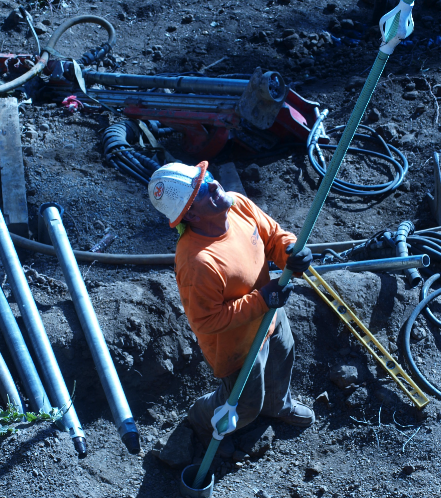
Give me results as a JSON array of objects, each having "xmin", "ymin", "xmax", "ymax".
[
  {"xmin": 316, "ymin": 391, "xmax": 330, "ymax": 405},
  {"xmin": 367, "ymin": 108, "xmax": 381, "ymax": 122},
  {"xmin": 399, "ymin": 133, "xmax": 416, "ymax": 147},
  {"xmin": 256, "ymin": 490, "xmax": 272, "ymax": 498},
  {"xmin": 284, "ymin": 34, "xmax": 299, "ymax": 49},
  {"xmin": 326, "ymin": 3, "xmax": 337, "ymax": 13},
  {"xmin": 340, "ymin": 19, "xmax": 354, "ymax": 29},
  {"xmin": 411, "ymin": 326, "xmax": 426, "ymax": 341},
  {"xmin": 3, "ymin": 9, "xmax": 24, "ymax": 29},
  {"xmin": 345, "ymin": 76, "xmax": 365, "ymax": 91},
  {"xmin": 345, "ymin": 387, "xmax": 369, "ymax": 408},
  {"xmin": 42, "ymin": 18, "xmax": 51, "ymax": 26},
  {"xmin": 182, "ymin": 13, "xmax": 194, "ymax": 23},
  {"xmin": 34, "ymin": 22, "xmax": 48, "ymax": 35},
  {"xmin": 156, "ymin": 425, "xmax": 194, "ymax": 468},
  {"xmin": 329, "ymin": 18, "xmax": 341, "ymax": 33},
  {"xmin": 305, "ymin": 462, "xmax": 322, "ymax": 478},
  {"xmin": 405, "ymin": 82, "xmax": 416, "ymax": 92},
  {"xmin": 299, "ymin": 58, "xmax": 315, "ymax": 68},
  {"xmin": 415, "ymin": 103, "xmax": 426, "ymax": 115},
  {"xmin": 239, "ymin": 425, "xmax": 274, "ymax": 457},
  {"xmin": 25, "ymin": 129, "xmax": 38, "ymax": 140},
  {"xmin": 330, "ymin": 364, "xmax": 358, "ymax": 390},
  {"xmin": 376, "ymin": 122, "xmax": 400, "ymax": 141},
  {"xmin": 433, "ymin": 84, "xmax": 441, "ymax": 97},
  {"xmin": 232, "ymin": 450, "xmax": 249, "ymax": 462},
  {"xmin": 403, "ymin": 464, "xmax": 415, "ymax": 475},
  {"xmin": 403, "ymin": 90, "xmax": 419, "ymax": 101},
  {"xmin": 39, "ymin": 123, "xmax": 50, "ymax": 132},
  {"xmin": 23, "ymin": 146, "xmax": 34, "ymax": 156},
  {"xmin": 166, "ymin": 25, "xmax": 177, "ymax": 32},
  {"xmin": 282, "ymin": 29, "xmax": 296, "ymax": 38},
  {"xmin": 374, "ymin": 387, "xmax": 400, "ymax": 406},
  {"xmin": 242, "ymin": 163, "xmax": 261, "ymax": 182}
]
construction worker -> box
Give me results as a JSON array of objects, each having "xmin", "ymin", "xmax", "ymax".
[{"xmin": 148, "ymin": 161, "xmax": 315, "ymax": 457}]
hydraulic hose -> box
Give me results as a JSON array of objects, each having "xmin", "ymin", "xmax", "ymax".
[
  {"xmin": 308, "ymin": 124, "xmax": 408, "ymax": 196},
  {"xmin": 102, "ymin": 120, "xmax": 161, "ymax": 186},
  {"xmin": 420, "ymin": 274, "xmax": 441, "ymax": 327},
  {"xmin": 395, "ymin": 221, "xmax": 421, "ymax": 287},
  {"xmin": 0, "ymin": 350, "xmax": 25, "ymax": 413},
  {"xmin": 0, "ymin": 15, "xmax": 116, "ymax": 94},
  {"xmin": 8, "ymin": 228, "xmax": 441, "ymax": 267},
  {"xmin": 403, "ymin": 287, "xmax": 441, "ymax": 399}
]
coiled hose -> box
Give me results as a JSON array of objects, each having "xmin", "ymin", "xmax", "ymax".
[
  {"xmin": 307, "ymin": 123, "xmax": 408, "ymax": 196},
  {"xmin": 420, "ymin": 274, "xmax": 441, "ymax": 327},
  {"xmin": 403, "ymin": 287, "xmax": 441, "ymax": 399},
  {"xmin": 0, "ymin": 15, "xmax": 116, "ymax": 93},
  {"xmin": 102, "ymin": 120, "xmax": 161, "ymax": 187}
]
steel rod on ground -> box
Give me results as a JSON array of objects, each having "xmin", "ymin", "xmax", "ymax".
[
  {"xmin": 0, "ymin": 209, "xmax": 86, "ymax": 458},
  {"xmin": 41, "ymin": 204, "xmax": 140, "ymax": 455}
]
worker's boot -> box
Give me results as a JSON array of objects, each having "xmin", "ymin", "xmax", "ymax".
[{"xmin": 276, "ymin": 400, "xmax": 315, "ymax": 427}]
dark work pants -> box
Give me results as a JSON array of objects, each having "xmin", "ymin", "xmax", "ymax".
[{"xmin": 188, "ymin": 307, "xmax": 295, "ymax": 437}]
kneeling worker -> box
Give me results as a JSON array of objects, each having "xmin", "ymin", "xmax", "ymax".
[{"xmin": 148, "ymin": 161, "xmax": 314, "ymax": 456}]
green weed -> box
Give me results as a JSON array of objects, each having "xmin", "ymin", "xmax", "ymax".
[{"xmin": 0, "ymin": 401, "xmax": 63, "ymax": 436}]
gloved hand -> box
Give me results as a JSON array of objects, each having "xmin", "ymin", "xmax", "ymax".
[
  {"xmin": 285, "ymin": 245, "xmax": 313, "ymax": 275},
  {"xmin": 260, "ymin": 279, "xmax": 294, "ymax": 309}
]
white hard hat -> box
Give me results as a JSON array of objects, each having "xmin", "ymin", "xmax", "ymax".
[{"xmin": 148, "ymin": 161, "xmax": 209, "ymax": 227}]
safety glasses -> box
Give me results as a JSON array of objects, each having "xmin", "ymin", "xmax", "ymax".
[{"xmin": 194, "ymin": 171, "xmax": 215, "ymax": 202}]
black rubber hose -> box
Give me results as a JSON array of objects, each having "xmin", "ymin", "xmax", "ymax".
[
  {"xmin": 102, "ymin": 120, "xmax": 161, "ymax": 185},
  {"xmin": 403, "ymin": 287, "xmax": 441, "ymax": 398},
  {"xmin": 307, "ymin": 124, "xmax": 408, "ymax": 196},
  {"xmin": 0, "ymin": 15, "xmax": 116, "ymax": 93},
  {"xmin": 420, "ymin": 274, "xmax": 441, "ymax": 327},
  {"xmin": 108, "ymin": 157, "xmax": 150, "ymax": 188}
]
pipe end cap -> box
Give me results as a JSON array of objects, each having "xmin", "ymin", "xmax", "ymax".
[
  {"xmin": 73, "ymin": 436, "xmax": 87, "ymax": 459},
  {"xmin": 122, "ymin": 431, "xmax": 140, "ymax": 455}
]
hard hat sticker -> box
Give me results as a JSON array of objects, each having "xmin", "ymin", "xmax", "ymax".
[{"xmin": 153, "ymin": 182, "xmax": 164, "ymax": 200}]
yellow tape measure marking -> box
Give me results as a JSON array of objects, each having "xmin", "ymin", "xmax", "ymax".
[{"xmin": 303, "ymin": 266, "xmax": 429, "ymax": 409}]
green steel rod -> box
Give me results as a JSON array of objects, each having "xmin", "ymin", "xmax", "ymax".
[{"xmin": 193, "ymin": 6, "xmax": 409, "ymax": 490}]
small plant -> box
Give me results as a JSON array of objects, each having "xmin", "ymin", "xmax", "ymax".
[{"xmin": 0, "ymin": 401, "xmax": 63, "ymax": 436}]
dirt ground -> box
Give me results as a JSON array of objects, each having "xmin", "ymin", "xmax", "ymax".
[{"xmin": 1, "ymin": 0, "xmax": 441, "ymax": 497}]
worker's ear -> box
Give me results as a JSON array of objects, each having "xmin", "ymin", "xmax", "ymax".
[{"xmin": 183, "ymin": 210, "xmax": 200, "ymax": 223}]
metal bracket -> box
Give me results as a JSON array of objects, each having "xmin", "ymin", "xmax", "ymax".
[{"xmin": 303, "ymin": 266, "xmax": 429, "ymax": 409}]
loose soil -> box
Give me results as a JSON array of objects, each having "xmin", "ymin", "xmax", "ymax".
[{"xmin": 1, "ymin": 1, "xmax": 441, "ymax": 497}]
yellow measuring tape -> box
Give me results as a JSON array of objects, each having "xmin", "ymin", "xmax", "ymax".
[{"xmin": 303, "ymin": 266, "xmax": 429, "ymax": 409}]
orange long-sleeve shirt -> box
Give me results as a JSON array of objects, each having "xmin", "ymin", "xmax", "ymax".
[{"xmin": 175, "ymin": 193, "xmax": 297, "ymax": 378}]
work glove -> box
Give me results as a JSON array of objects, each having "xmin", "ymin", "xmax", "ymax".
[
  {"xmin": 260, "ymin": 279, "xmax": 294, "ymax": 309},
  {"xmin": 285, "ymin": 245, "xmax": 313, "ymax": 276}
]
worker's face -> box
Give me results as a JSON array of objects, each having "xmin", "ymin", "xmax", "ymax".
[{"xmin": 187, "ymin": 176, "xmax": 233, "ymax": 220}]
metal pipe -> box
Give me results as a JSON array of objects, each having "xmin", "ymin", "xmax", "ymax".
[
  {"xmin": 395, "ymin": 220, "xmax": 421, "ymax": 287},
  {"xmin": 305, "ymin": 254, "xmax": 430, "ymax": 276},
  {"xmin": 83, "ymin": 70, "xmax": 249, "ymax": 95},
  {"xmin": 0, "ymin": 349, "xmax": 25, "ymax": 413},
  {"xmin": 41, "ymin": 204, "xmax": 140, "ymax": 455},
  {"xmin": 0, "ymin": 287, "xmax": 52, "ymax": 414},
  {"xmin": 0, "ymin": 209, "xmax": 86, "ymax": 458}
]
